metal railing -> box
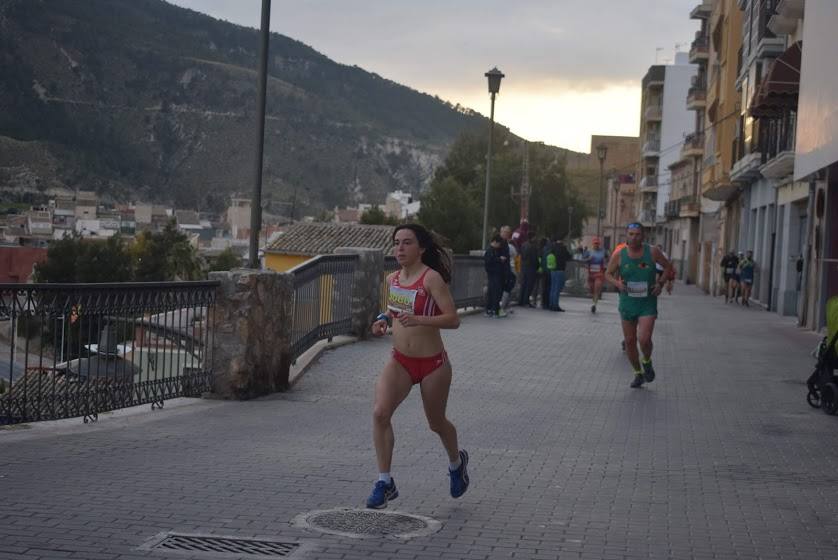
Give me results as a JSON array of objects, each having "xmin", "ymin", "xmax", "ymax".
[
  {"xmin": 759, "ymin": 110, "xmax": 797, "ymax": 162},
  {"xmin": 639, "ymin": 209, "xmax": 657, "ymax": 224},
  {"xmin": 449, "ymin": 256, "xmax": 486, "ymax": 308},
  {"xmin": 690, "ymin": 36, "xmax": 709, "ymax": 58},
  {"xmin": 289, "ymin": 254, "xmax": 357, "ymax": 361},
  {"xmin": 1, "ymin": 281, "xmax": 218, "ymax": 425}
]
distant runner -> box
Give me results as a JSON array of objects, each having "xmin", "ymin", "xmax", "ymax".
[{"xmin": 584, "ymin": 237, "xmax": 607, "ymax": 313}]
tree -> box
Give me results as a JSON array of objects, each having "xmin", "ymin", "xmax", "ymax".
[
  {"xmin": 208, "ymin": 247, "xmax": 241, "ymax": 272},
  {"xmin": 33, "ymin": 233, "xmax": 85, "ymax": 283},
  {"xmin": 417, "ymin": 130, "xmax": 591, "ymax": 251},
  {"xmin": 360, "ymin": 205, "xmax": 398, "ymax": 225},
  {"xmin": 132, "ymin": 222, "xmax": 205, "ymax": 281},
  {"xmin": 417, "ymin": 177, "xmax": 480, "ymax": 253},
  {"xmin": 75, "ymin": 235, "xmax": 133, "ymax": 283},
  {"xmin": 33, "ymin": 232, "xmax": 132, "ymax": 283}
]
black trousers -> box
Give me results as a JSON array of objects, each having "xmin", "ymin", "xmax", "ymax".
[
  {"xmin": 541, "ymin": 271, "xmax": 551, "ymax": 309},
  {"xmin": 486, "ymin": 273, "xmax": 503, "ymax": 313},
  {"xmin": 519, "ymin": 268, "xmax": 537, "ymax": 306}
]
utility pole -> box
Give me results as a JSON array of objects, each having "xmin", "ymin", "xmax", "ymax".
[
  {"xmin": 511, "ymin": 141, "xmax": 531, "ymax": 222},
  {"xmin": 248, "ymin": 0, "xmax": 272, "ymax": 268}
]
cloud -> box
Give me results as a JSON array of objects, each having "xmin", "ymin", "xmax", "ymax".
[
  {"xmin": 166, "ymin": 0, "xmax": 700, "ymax": 150},
  {"xmin": 169, "ymin": 1, "xmax": 699, "ymax": 84}
]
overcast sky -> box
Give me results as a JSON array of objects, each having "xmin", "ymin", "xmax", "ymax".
[{"xmin": 168, "ymin": 0, "xmax": 700, "ymax": 153}]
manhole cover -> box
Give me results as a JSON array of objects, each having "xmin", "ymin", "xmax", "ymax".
[
  {"xmin": 140, "ymin": 532, "xmax": 301, "ymax": 558},
  {"xmin": 293, "ymin": 508, "xmax": 442, "ymax": 539}
]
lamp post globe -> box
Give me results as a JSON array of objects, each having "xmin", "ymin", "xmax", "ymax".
[
  {"xmin": 485, "ymin": 67, "xmax": 504, "ymax": 94},
  {"xmin": 481, "ymin": 67, "xmax": 505, "ymax": 250}
]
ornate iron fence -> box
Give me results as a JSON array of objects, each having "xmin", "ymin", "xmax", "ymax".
[
  {"xmin": 289, "ymin": 255, "xmax": 357, "ymax": 361},
  {"xmin": 0, "ymin": 281, "xmax": 218, "ymax": 425}
]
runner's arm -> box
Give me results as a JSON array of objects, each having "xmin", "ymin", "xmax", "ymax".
[
  {"xmin": 605, "ymin": 251, "xmax": 623, "ymax": 291},
  {"xmin": 372, "ymin": 272, "xmax": 397, "ymax": 335},
  {"xmin": 401, "ymin": 270, "xmax": 460, "ymax": 329},
  {"xmin": 651, "ymin": 247, "xmax": 674, "ymax": 288}
]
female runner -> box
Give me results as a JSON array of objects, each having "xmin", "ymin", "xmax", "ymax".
[{"xmin": 366, "ymin": 223, "xmax": 469, "ymax": 508}]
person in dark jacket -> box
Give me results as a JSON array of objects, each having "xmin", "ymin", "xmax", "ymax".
[
  {"xmin": 484, "ymin": 235, "xmax": 506, "ymax": 317},
  {"xmin": 518, "ymin": 231, "xmax": 539, "ymax": 307},
  {"xmin": 549, "ymin": 239, "xmax": 573, "ymax": 311}
]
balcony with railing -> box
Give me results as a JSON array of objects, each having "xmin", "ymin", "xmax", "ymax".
[
  {"xmin": 730, "ymin": 135, "xmax": 763, "ymax": 182},
  {"xmin": 639, "ymin": 175, "xmax": 658, "ymax": 192},
  {"xmin": 644, "ymin": 104, "xmax": 662, "ymax": 122},
  {"xmin": 687, "ymin": 76, "xmax": 707, "ymax": 110},
  {"xmin": 756, "ymin": 0, "xmax": 786, "ymax": 58},
  {"xmin": 689, "ymin": 34, "xmax": 710, "ymax": 63},
  {"xmin": 776, "ymin": 0, "xmax": 804, "ymax": 19},
  {"xmin": 758, "ymin": 110, "xmax": 797, "ymax": 179},
  {"xmin": 642, "ymin": 137, "xmax": 661, "ymax": 157},
  {"xmin": 681, "ymin": 131, "xmax": 705, "ymax": 159},
  {"xmin": 690, "ymin": 0, "xmax": 713, "ymax": 19},
  {"xmin": 678, "ymin": 196, "xmax": 701, "ymax": 218},
  {"xmin": 664, "ymin": 200, "xmax": 680, "ymax": 219},
  {"xmin": 639, "ymin": 208, "xmax": 657, "ymax": 226}
]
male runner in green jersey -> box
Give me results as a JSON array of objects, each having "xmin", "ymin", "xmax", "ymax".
[{"xmin": 605, "ymin": 223, "xmax": 674, "ymax": 388}]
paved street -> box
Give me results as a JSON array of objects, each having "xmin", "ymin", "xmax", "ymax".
[{"xmin": 2, "ymin": 286, "xmax": 838, "ymax": 560}]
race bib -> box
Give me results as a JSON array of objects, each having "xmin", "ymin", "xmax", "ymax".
[
  {"xmin": 725, "ymin": 267, "xmax": 734, "ymax": 274},
  {"xmin": 626, "ymin": 281, "xmax": 648, "ymax": 298},
  {"xmin": 590, "ymin": 264, "xmax": 602, "ymax": 272},
  {"xmin": 387, "ymin": 285, "xmax": 417, "ymax": 315}
]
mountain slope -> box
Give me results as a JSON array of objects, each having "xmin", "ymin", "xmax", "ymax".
[{"xmin": 0, "ymin": 0, "xmax": 495, "ymax": 213}]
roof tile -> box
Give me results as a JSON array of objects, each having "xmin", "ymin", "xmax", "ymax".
[{"xmin": 266, "ymin": 222, "xmax": 395, "ymax": 256}]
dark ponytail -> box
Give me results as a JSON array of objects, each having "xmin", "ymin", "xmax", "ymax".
[{"xmin": 393, "ymin": 223, "xmax": 452, "ymax": 284}]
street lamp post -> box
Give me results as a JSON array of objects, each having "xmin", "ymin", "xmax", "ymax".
[
  {"xmin": 595, "ymin": 143, "xmax": 608, "ymax": 239},
  {"xmin": 249, "ymin": 0, "xmax": 272, "ymax": 269},
  {"xmin": 611, "ymin": 174, "xmax": 620, "ymax": 251},
  {"xmin": 481, "ymin": 67, "xmax": 504, "ymax": 250}
]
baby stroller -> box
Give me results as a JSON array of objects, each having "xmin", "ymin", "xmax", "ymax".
[{"xmin": 806, "ymin": 296, "xmax": 838, "ymax": 414}]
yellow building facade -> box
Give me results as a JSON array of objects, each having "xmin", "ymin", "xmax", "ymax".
[
  {"xmin": 698, "ymin": 0, "xmax": 744, "ymax": 293},
  {"xmin": 263, "ymin": 253, "xmax": 310, "ymax": 273}
]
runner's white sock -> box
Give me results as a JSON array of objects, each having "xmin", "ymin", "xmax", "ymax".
[
  {"xmin": 449, "ymin": 458, "xmax": 462, "ymax": 471},
  {"xmin": 378, "ymin": 473, "xmax": 391, "ymax": 484}
]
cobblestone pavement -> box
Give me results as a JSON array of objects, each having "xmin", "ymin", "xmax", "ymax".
[{"xmin": 2, "ymin": 286, "xmax": 838, "ymax": 560}]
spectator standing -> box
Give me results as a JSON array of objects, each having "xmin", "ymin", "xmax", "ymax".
[
  {"xmin": 549, "ymin": 239, "xmax": 572, "ymax": 312},
  {"xmin": 484, "ymin": 235, "xmax": 506, "ymax": 318},
  {"xmin": 518, "ymin": 231, "xmax": 539, "ymax": 307},
  {"xmin": 499, "ymin": 226, "xmax": 517, "ymax": 315}
]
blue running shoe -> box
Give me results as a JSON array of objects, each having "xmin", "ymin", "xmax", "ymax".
[
  {"xmin": 449, "ymin": 450, "xmax": 470, "ymax": 498},
  {"xmin": 642, "ymin": 360, "xmax": 656, "ymax": 383},
  {"xmin": 366, "ymin": 479, "xmax": 398, "ymax": 509}
]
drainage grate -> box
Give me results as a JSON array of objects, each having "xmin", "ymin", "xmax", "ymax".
[
  {"xmin": 293, "ymin": 508, "xmax": 442, "ymax": 539},
  {"xmin": 144, "ymin": 533, "xmax": 299, "ymax": 557}
]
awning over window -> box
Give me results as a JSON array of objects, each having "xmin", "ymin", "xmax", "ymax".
[{"xmin": 750, "ymin": 41, "xmax": 801, "ymax": 118}]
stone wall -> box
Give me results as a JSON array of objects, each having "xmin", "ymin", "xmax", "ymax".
[
  {"xmin": 334, "ymin": 248, "xmax": 383, "ymax": 339},
  {"xmin": 210, "ymin": 269, "xmax": 293, "ymax": 399}
]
